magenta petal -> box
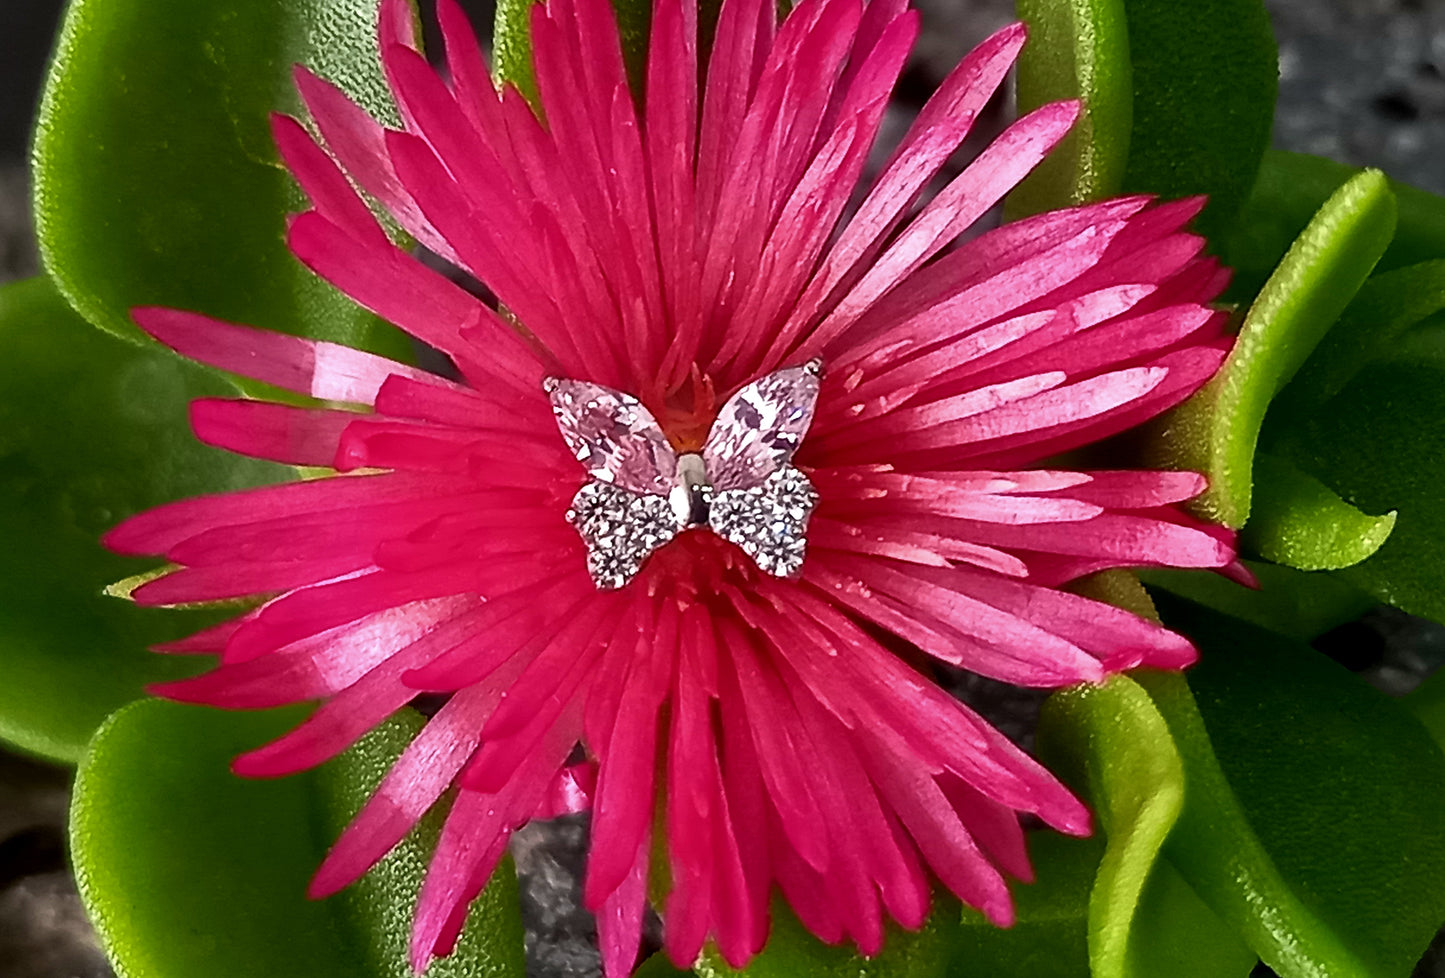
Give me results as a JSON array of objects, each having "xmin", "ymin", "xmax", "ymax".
[
  {"xmin": 133, "ymin": 307, "xmax": 445, "ymax": 406},
  {"xmin": 310, "ymin": 683, "xmax": 496, "ymax": 898},
  {"xmin": 533, "ymin": 761, "xmax": 598, "ymax": 819},
  {"xmin": 776, "ymin": 22, "xmax": 1027, "ymax": 352},
  {"xmin": 796, "ymin": 99, "xmax": 1082, "ymax": 360},
  {"xmin": 292, "ymin": 66, "xmax": 458, "ymax": 263},
  {"xmin": 107, "ymin": 0, "xmax": 1243, "ymax": 968},
  {"xmin": 434, "ymin": 0, "xmax": 501, "ymax": 137},
  {"xmin": 285, "ymin": 210, "xmax": 509, "ymax": 377},
  {"xmin": 857, "ymin": 729, "xmax": 1014, "ymax": 926},
  {"xmin": 269, "ymin": 112, "xmax": 389, "ymax": 247},
  {"xmin": 585, "ymin": 622, "xmax": 671, "ymax": 906},
  {"xmin": 596, "ymin": 828, "xmax": 651, "ymax": 978},
  {"xmin": 189, "ymin": 398, "xmax": 357, "ymax": 467}
]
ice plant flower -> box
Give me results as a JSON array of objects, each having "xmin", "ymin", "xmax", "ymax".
[{"xmin": 105, "ymin": 0, "xmax": 1239, "ymax": 971}]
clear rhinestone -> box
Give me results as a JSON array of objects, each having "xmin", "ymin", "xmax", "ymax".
[
  {"xmin": 709, "ymin": 465, "xmax": 818, "ymax": 578},
  {"xmin": 704, "ymin": 362, "xmax": 821, "ymax": 491},
  {"xmin": 547, "ymin": 379, "xmax": 677, "ymax": 496},
  {"xmin": 569, "ymin": 481, "xmax": 683, "ymax": 589}
]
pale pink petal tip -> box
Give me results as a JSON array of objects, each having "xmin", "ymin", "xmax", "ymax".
[
  {"xmin": 107, "ymin": 0, "xmax": 1242, "ymax": 968},
  {"xmin": 1221, "ymin": 559, "xmax": 1261, "ymax": 589}
]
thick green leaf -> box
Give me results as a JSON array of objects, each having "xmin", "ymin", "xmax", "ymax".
[
  {"xmin": 1269, "ymin": 360, "xmax": 1445, "ymax": 623},
  {"xmin": 635, "ymin": 954, "xmax": 697, "ymax": 978},
  {"xmin": 1040, "ymin": 677, "xmax": 1182, "ymax": 978},
  {"xmin": 493, "ymin": 0, "xmax": 544, "ymax": 105},
  {"xmin": 33, "ymin": 0, "xmax": 410, "ymax": 359},
  {"xmin": 1140, "ymin": 595, "xmax": 1445, "ymax": 978},
  {"xmin": 1038, "ymin": 676, "xmax": 1254, "ymax": 978},
  {"xmin": 1139, "ymin": 562, "xmax": 1375, "ymax": 643},
  {"xmin": 1270, "ymin": 260, "xmax": 1445, "ymax": 423},
  {"xmin": 314, "ymin": 710, "xmax": 528, "ymax": 978},
  {"xmin": 1405, "ymin": 668, "xmax": 1445, "ymax": 754},
  {"xmin": 72, "ymin": 701, "xmax": 526, "ymax": 978},
  {"xmin": 72, "ymin": 702, "xmax": 363, "ymax": 978},
  {"xmin": 1123, "ymin": 861, "xmax": 1257, "ymax": 978},
  {"xmin": 950, "ymin": 832, "xmax": 1249, "ymax": 978},
  {"xmin": 1242, "ymin": 453, "xmax": 1396, "ymax": 571},
  {"xmin": 1009, "ymin": 0, "xmax": 1131, "ymax": 216},
  {"xmin": 494, "ymin": 0, "xmax": 651, "ymax": 103},
  {"xmin": 1227, "ymin": 151, "xmax": 1445, "ymax": 301},
  {"xmin": 0, "ymin": 277, "xmax": 282, "ymax": 763},
  {"xmin": 1009, "ymin": 0, "xmax": 1275, "ymax": 241},
  {"xmin": 1156, "ymin": 170, "xmax": 1397, "ymax": 527},
  {"xmin": 948, "ymin": 833, "xmax": 1098, "ymax": 978},
  {"xmin": 1116, "ymin": 0, "xmax": 1277, "ymax": 240}
]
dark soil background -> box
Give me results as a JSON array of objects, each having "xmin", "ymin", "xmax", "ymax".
[{"xmin": 1, "ymin": 0, "xmax": 1443, "ymax": 976}]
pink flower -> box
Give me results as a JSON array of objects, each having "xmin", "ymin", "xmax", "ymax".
[{"xmin": 106, "ymin": 0, "xmax": 1238, "ymax": 972}]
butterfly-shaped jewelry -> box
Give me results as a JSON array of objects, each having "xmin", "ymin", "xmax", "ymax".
[{"xmin": 545, "ymin": 361, "xmax": 823, "ymax": 590}]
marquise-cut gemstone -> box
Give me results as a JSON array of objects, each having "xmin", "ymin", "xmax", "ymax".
[
  {"xmin": 704, "ymin": 364, "xmax": 821, "ymax": 490},
  {"xmin": 548, "ymin": 379, "xmax": 677, "ymax": 495}
]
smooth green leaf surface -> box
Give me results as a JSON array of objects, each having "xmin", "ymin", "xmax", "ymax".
[
  {"xmin": 1038, "ymin": 676, "xmax": 1254, "ymax": 978},
  {"xmin": 1009, "ymin": 0, "xmax": 1275, "ymax": 241},
  {"xmin": 1405, "ymin": 668, "xmax": 1445, "ymax": 754},
  {"xmin": 1227, "ymin": 151, "xmax": 1445, "ymax": 300},
  {"xmin": 1139, "ymin": 562, "xmax": 1375, "ymax": 643},
  {"xmin": 1157, "ymin": 170, "xmax": 1396, "ymax": 526},
  {"xmin": 1039, "ymin": 677, "xmax": 1181, "ymax": 978},
  {"xmin": 1009, "ymin": 0, "xmax": 1131, "ymax": 216},
  {"xmin": 947, "ymin": 833, "xmax": 1098, "ymax": 978},
  {"xmin": 0, "ymin": 277, "xmax": 281, "ymax": 762},
  {"xmin": 72, "ymin": 701, "xmax": 526, "ymax": 978},
  {"xmin": 1270, "ymin": 360, "xmax": 1445, "ymax": 622},
  {"xmin": 949, "ymin": 832, "xmax": 1249, "ymax": 978},
  {"xmin": 1242, "ymin": 453, "xmax": 1396, "ymax": 571},
  {"xmin": 1141, "ymin": 596, "xmax": 1445, "ymax": 978},
  {"xmin": 1270, "ymin": 260, "xmax": 1445, "ymax": 422},
  {"xmin": 1123, "ymin": 862, "xmax": 1256, "ymax": 978},
  {"xmin": 33, "ymin": 0, "xmax": 410, "ymax": 359},
  {"xmin": 1116, "ymin": 0, "xmax": 1277, "ymax": 240},
  {"xmin": 72, "ymin": 702, "xmax": 364, "ymax": 978}
]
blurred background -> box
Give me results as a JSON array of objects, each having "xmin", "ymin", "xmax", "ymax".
[{"xmin": 1, "ymin": 0, "xmax": 1443, "ymax": 975}]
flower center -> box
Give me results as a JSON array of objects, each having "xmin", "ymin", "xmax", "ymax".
[{"xmin": 651, "ymin": 368, "xmax": 718, "ymax": 453}]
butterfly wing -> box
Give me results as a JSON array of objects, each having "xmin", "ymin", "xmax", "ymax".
[
  {"xmin": 567, "ymin": 481, "xmax": 682, "ymax": 589},
  {"xmin": 548, "ymin": 378, "xmax": 684, "ymax": 589},
  {"xmin": 702, "ymin": 362, "xmax": 821, "ymax": 492},
  {"xmin": 709, "ymin": 465, "xmax": 818, "ymax": 579},
  {"xmin": 547, "ymin": 378, "xmax": 678, "ymax": 495}
]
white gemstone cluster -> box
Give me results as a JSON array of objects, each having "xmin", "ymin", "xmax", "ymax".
[
  {"xmin": 547, "ymin": 363, "xmax": 823, "ymax": 589},
  {"xmin": 709, "ymin": 465, "xmax": 818, "ymax": 578},
  {"xmin": 566, "ymin": 482, "xmax": 682, "ymax": 590}
]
